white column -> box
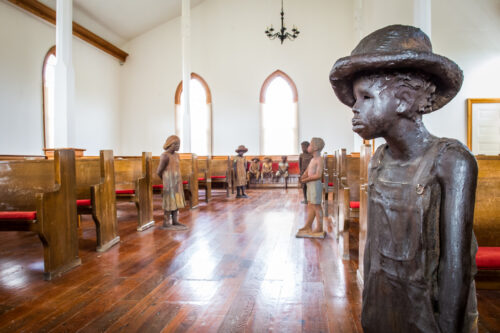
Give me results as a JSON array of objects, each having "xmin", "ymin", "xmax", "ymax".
[
  {"xmin": 413, "ymin": 0, "xmax": 431, "ymax": 39},
  {"xmin": 53, "ymin": 0, "xmax": 75, "ymax": 148},
  {"xmin": 181, "ymin": 0, "xmax": 192, "ymax": 152}
]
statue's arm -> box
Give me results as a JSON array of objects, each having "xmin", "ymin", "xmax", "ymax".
[
  {"xmin": 156, "ymin": 153, "xmax": 170, "ymax": 180},
  {"xmin": 436, "ymin": 145, "xmax": 478, "ymax": 333}
]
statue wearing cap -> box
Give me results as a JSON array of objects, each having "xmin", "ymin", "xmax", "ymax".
[{"xmin": 330, "ymin": 25, "xmax": 478, "ymax": 333}]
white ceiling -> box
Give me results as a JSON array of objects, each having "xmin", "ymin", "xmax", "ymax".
[{"xmin": 38, "ymin": 0, "xmax": 206, "ymax": 42}]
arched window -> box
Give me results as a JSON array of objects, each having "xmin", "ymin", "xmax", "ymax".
[
  {"xmin": 42, "ymin": 46, "xmax": 56, "ymax": 149},
  {"xmin": 260, "ymin": 70, "xmax": 298, "ymax": 155},
  {"xmin": 175, "ymin": 73, "xmax": 212, "ymax": 155}
]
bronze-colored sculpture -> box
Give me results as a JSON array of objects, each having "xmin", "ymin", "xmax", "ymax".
[
  {"xmin": 234, "ymin": 145, "xmax": 249, "ymax": 198},
  {"xmin": 296, "ymin": 137, "xmax": 326, "ymax": 239},
  {"xmin": 261, "ymin": 157, "xmax": 273, "ymax": 181},
  {"xmin": 156, "ymin": 135, "xmax": 188, "ymax": 230},
  {"xmin": 247, "ymin": 157, "xmax": 261, "ymax": 183},
  {"xmin": 299, "ymin": 141, "xmax": 313, "ymax": 204},
  {"xmin": 330, "ymin": 25, "xmax": 478, "ymax": 333},
  {"xmin": 275, "ymin": 155, "xmax": 289, "ymax": 181}
]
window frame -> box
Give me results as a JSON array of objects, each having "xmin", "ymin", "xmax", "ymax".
[
  {"xmin": 174, "ymin": 73, "xmax": 213, "ymax": 155},
  {"xmin": 259, "ymin": 70, "xmax": 299, "ymax": 155},
  {"xmin": 42, "ymin": 46, "xmax": 56, "ymax": 149}
]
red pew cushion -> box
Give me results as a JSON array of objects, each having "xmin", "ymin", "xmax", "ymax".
[
  {"xmin": 328, "ymin": 182, "xmax": 334, "ymax": 186},
  {"xmin": 182, "ymin": 181, "xmax": 188, "ymax": 185},
  {"xmin": 198, "ymin": 177, "xmax": 206, "ymax": 181},
  {"xmin": 350, "ymin": 201, "xmax": 360, "ymax": 209},
  {"xmin": 272, "ymin": 162, "xmax": 279, "ymax": 172},
  {"xmin": 116, "ymin": 189, "xmax": 135, "ymax": 195},
  {"xmin": 476, "ymin": 247, "xmax": 500, "ymax": 270},
  {"xmin": 76, "ymin": 199, "xmax": 91, "ymax": 207},
  {"xmin": 153, "ymin": 184, "xmax": 163, "ymax": 190},
  {"xmin": 211, "ymin": 176, "xmax": 226, "ymax": 179},
  {"xmin": 288, "ymin": 162, "xmax": 299, "ymax": 174},
  {"xmin": 0, "ymin": 211, "xmax": 37, "ymax": 220}
]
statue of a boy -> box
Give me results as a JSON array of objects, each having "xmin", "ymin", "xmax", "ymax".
[
  {"xmin": 330, "ymin": 25, "xmax": 478, "ymax": 333},
  {"xmin": 296, "ymin": 137, "xmax": 326, "ymax": 239}
]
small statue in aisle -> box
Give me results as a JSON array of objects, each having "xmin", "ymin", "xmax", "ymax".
[
  {"xmin": 296, "ymin": 137, "xmax": 325, "ymax": 239},
  {"xmin": 261, "ymin": 157, "xmax": 273, "ymax": 182},
  {"xmin": 275, "ymin": 155, "xmax": 289, "ymax": 182},
  {"xmin": 329, "ymin": 25, "xmax": 478, "ymax": 333},
  {"xmin": 299, "ymin": 141, "xmax": 313, "ymax": 204},
  {"xmin": 247, "ymin": 157, "xmax": 261, "ymax": 184},
  {"xmin": 234, "ymin": 145, "xmax": 249, "ymax": 198},
  {"xmin": 156, "ymin": 135, "xmax": 188, "ymax": 230}
]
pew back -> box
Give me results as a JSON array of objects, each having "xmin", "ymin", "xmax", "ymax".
[{"xmin": 474, "ymin": 156, "xmax": 500, "ymax": 246}]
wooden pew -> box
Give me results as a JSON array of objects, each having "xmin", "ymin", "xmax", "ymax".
[
  {"xmin": 0, "ymin": 155, "xmax": 46, "ymax": 160},
  {"xmin": 75, "ymin": 150, "xmax": 120, "ymax": 252},
  {"xmin": 0, "ymin": 150, "xmax": 81, "ymax": 280},
  {"xmin": 357, "ymin": 144, "xmax": 372, "ymax": 285},
  {"xmin": 337, "ymin": 149, "xmax": 361, "ymax": 260},
  {"xmin": 180, "ymin": 153, "xmax": 199, "ymax": 209},
  {"xmin": 197, "ymin": 156, "xmax": 212, "ymax": 202},
  {"xmin": 322, "ymin": 153, "xmax": 338, "ymax": 218},
  {"xmin": 473, "ymin": 155, "xmax": 500, "ymax": 289},
  {"xmin": 115, "ymin": 153, "xmax": 154, "ymax": 231},
  {"xmin": 210, "ymin": 156, "xmax": 232, "ymax": 197}
]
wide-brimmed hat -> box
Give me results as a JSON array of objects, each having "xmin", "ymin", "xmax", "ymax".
[
  {"xmin": 329, "ymin": 25, "xmax": 463, "ymax": 112},
  {"xmin": 251, "ymin": 157, "xmax": 260, "ymax": 162},
  {"xmin": 235, "ymin": 145, "xmax": 248, "ymax": 153},
  {"xmin": 163, "ymin": 135, "xmax": 180, "ymax": 150}
]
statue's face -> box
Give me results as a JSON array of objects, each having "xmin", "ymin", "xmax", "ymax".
[
  {"xmin": 352, "ymin": 76, "xmax": 399, "ymax": 140},
  {"xmin": 301, "ymin": 144, "xmax": 309, "ymax": 153},
  {"xmin": 172, "ymin": 142, "xmax": 180, "ymax": 152}
]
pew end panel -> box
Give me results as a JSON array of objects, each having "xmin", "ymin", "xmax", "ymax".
[
  {"xmin": 76, "ymin": 150, "xmax": 120, "ymax": 252},
  {"xmin": 0, "ymin": 150, "xmax": 81, "ymax": 280},
  {"xmin": 114, "ymin": 153, "xmax": 154, "ymax": 231},
  {"xmin": 180, "ymin": 154, "xmax": 199, "ymax": 209}
]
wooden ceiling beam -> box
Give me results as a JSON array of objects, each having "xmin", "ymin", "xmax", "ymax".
[{"xmin": 7, "ymin": 0, "xmax": 129, "ymax": 63}]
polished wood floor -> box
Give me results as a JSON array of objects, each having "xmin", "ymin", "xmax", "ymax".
[{"xmin": 0, "ymin": 189, "xmax": 498, "ymax": 332}]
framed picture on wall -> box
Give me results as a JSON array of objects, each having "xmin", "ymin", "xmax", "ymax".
[{"xmin": 467, "ymin": 98, "xmax": 500, "ymax": 155}]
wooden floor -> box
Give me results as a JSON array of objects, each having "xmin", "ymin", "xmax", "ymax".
[{"xmin": 0, "ymin": 189, "xmax": 498, "ymax": 332}]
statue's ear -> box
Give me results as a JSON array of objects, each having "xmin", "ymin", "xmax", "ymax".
[{"xmin": 395, "ymin": 87, "xmax": 417, "ymax": 115}]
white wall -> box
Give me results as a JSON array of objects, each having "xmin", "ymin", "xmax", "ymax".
[
  {"xmin": 425, "ymin": 0, "xmax": 500, "ymax": 145},
  {"xmin": 120, "ymin": 0, "xmax": 356, "ymax": 156},
  {"xmin": 0, "ymin": 1, "xmax": 122, "ymax": 156}
]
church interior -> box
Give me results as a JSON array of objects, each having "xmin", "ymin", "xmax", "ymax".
[{"xmin": 0, "ymin": 0, "xmax": 499, "ymax": 331}]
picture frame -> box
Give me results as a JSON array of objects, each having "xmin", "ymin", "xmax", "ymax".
[{"xmin": 467, "ymin": 98, "xmax": 500, "ymax": 155}]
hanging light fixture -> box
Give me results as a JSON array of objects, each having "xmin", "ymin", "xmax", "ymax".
[{"xmin": 265, "ymin": 0, "xmax": 300, "ymax": 44}]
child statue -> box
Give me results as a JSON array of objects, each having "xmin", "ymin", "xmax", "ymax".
[
  {"xmin": 275, "ymin": 155, "xmax": 289, "ymax": 181},
  {"xmin": 156, "ymin": 135, "xmax": 188, "ymax": 230},
  {"xmin": 296, "ymin": 137, "xmax": 325, "ymax": 238},
  {"xmin": 329, "ymin": 25, "xmax": 478, "ymax": 333},
  {"xmin": 299, "ymin": 141, "xmax": 313, "ymax": 204},
  {"xmin": 261, "ymin": 157, "xmax": 273, "ymax": 181},
  {"xmin": 233, "ymin": 145, "xmax": 249, "ymax": 198},
  {"xmin": 247, "ymin": 157, "xmax": 260, "ymax": 183}
]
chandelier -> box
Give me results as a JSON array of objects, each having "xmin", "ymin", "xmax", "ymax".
[{"xmin": 265, "ymin": 0, "xmax": 300, "ymax": 44}]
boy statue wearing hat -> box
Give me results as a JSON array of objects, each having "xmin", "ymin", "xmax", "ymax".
[
  {"xmin": 261, "ymin": 157, "xmax": 273, "ymax": 181},
  {"xmin": 234, "ymin": 145, "xmax": 249, "ymax": 198},
  {"xmin": 156, "ymin": 135, "xmax": 188, "ymax": 230},
  {"xmin": 296, "ymin": 137, "xmax": 325, "ymax": 239},
  {"xmin": 330, "ymin": 25, "xmax": 478, "ymax": 333},
  {"xmin": 247, "ymin": 157, "xmax": 260, "ymax": 184},
  {"xmin": 299, "ymin": 141, "xmax": 313, "ymax": 204}
]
